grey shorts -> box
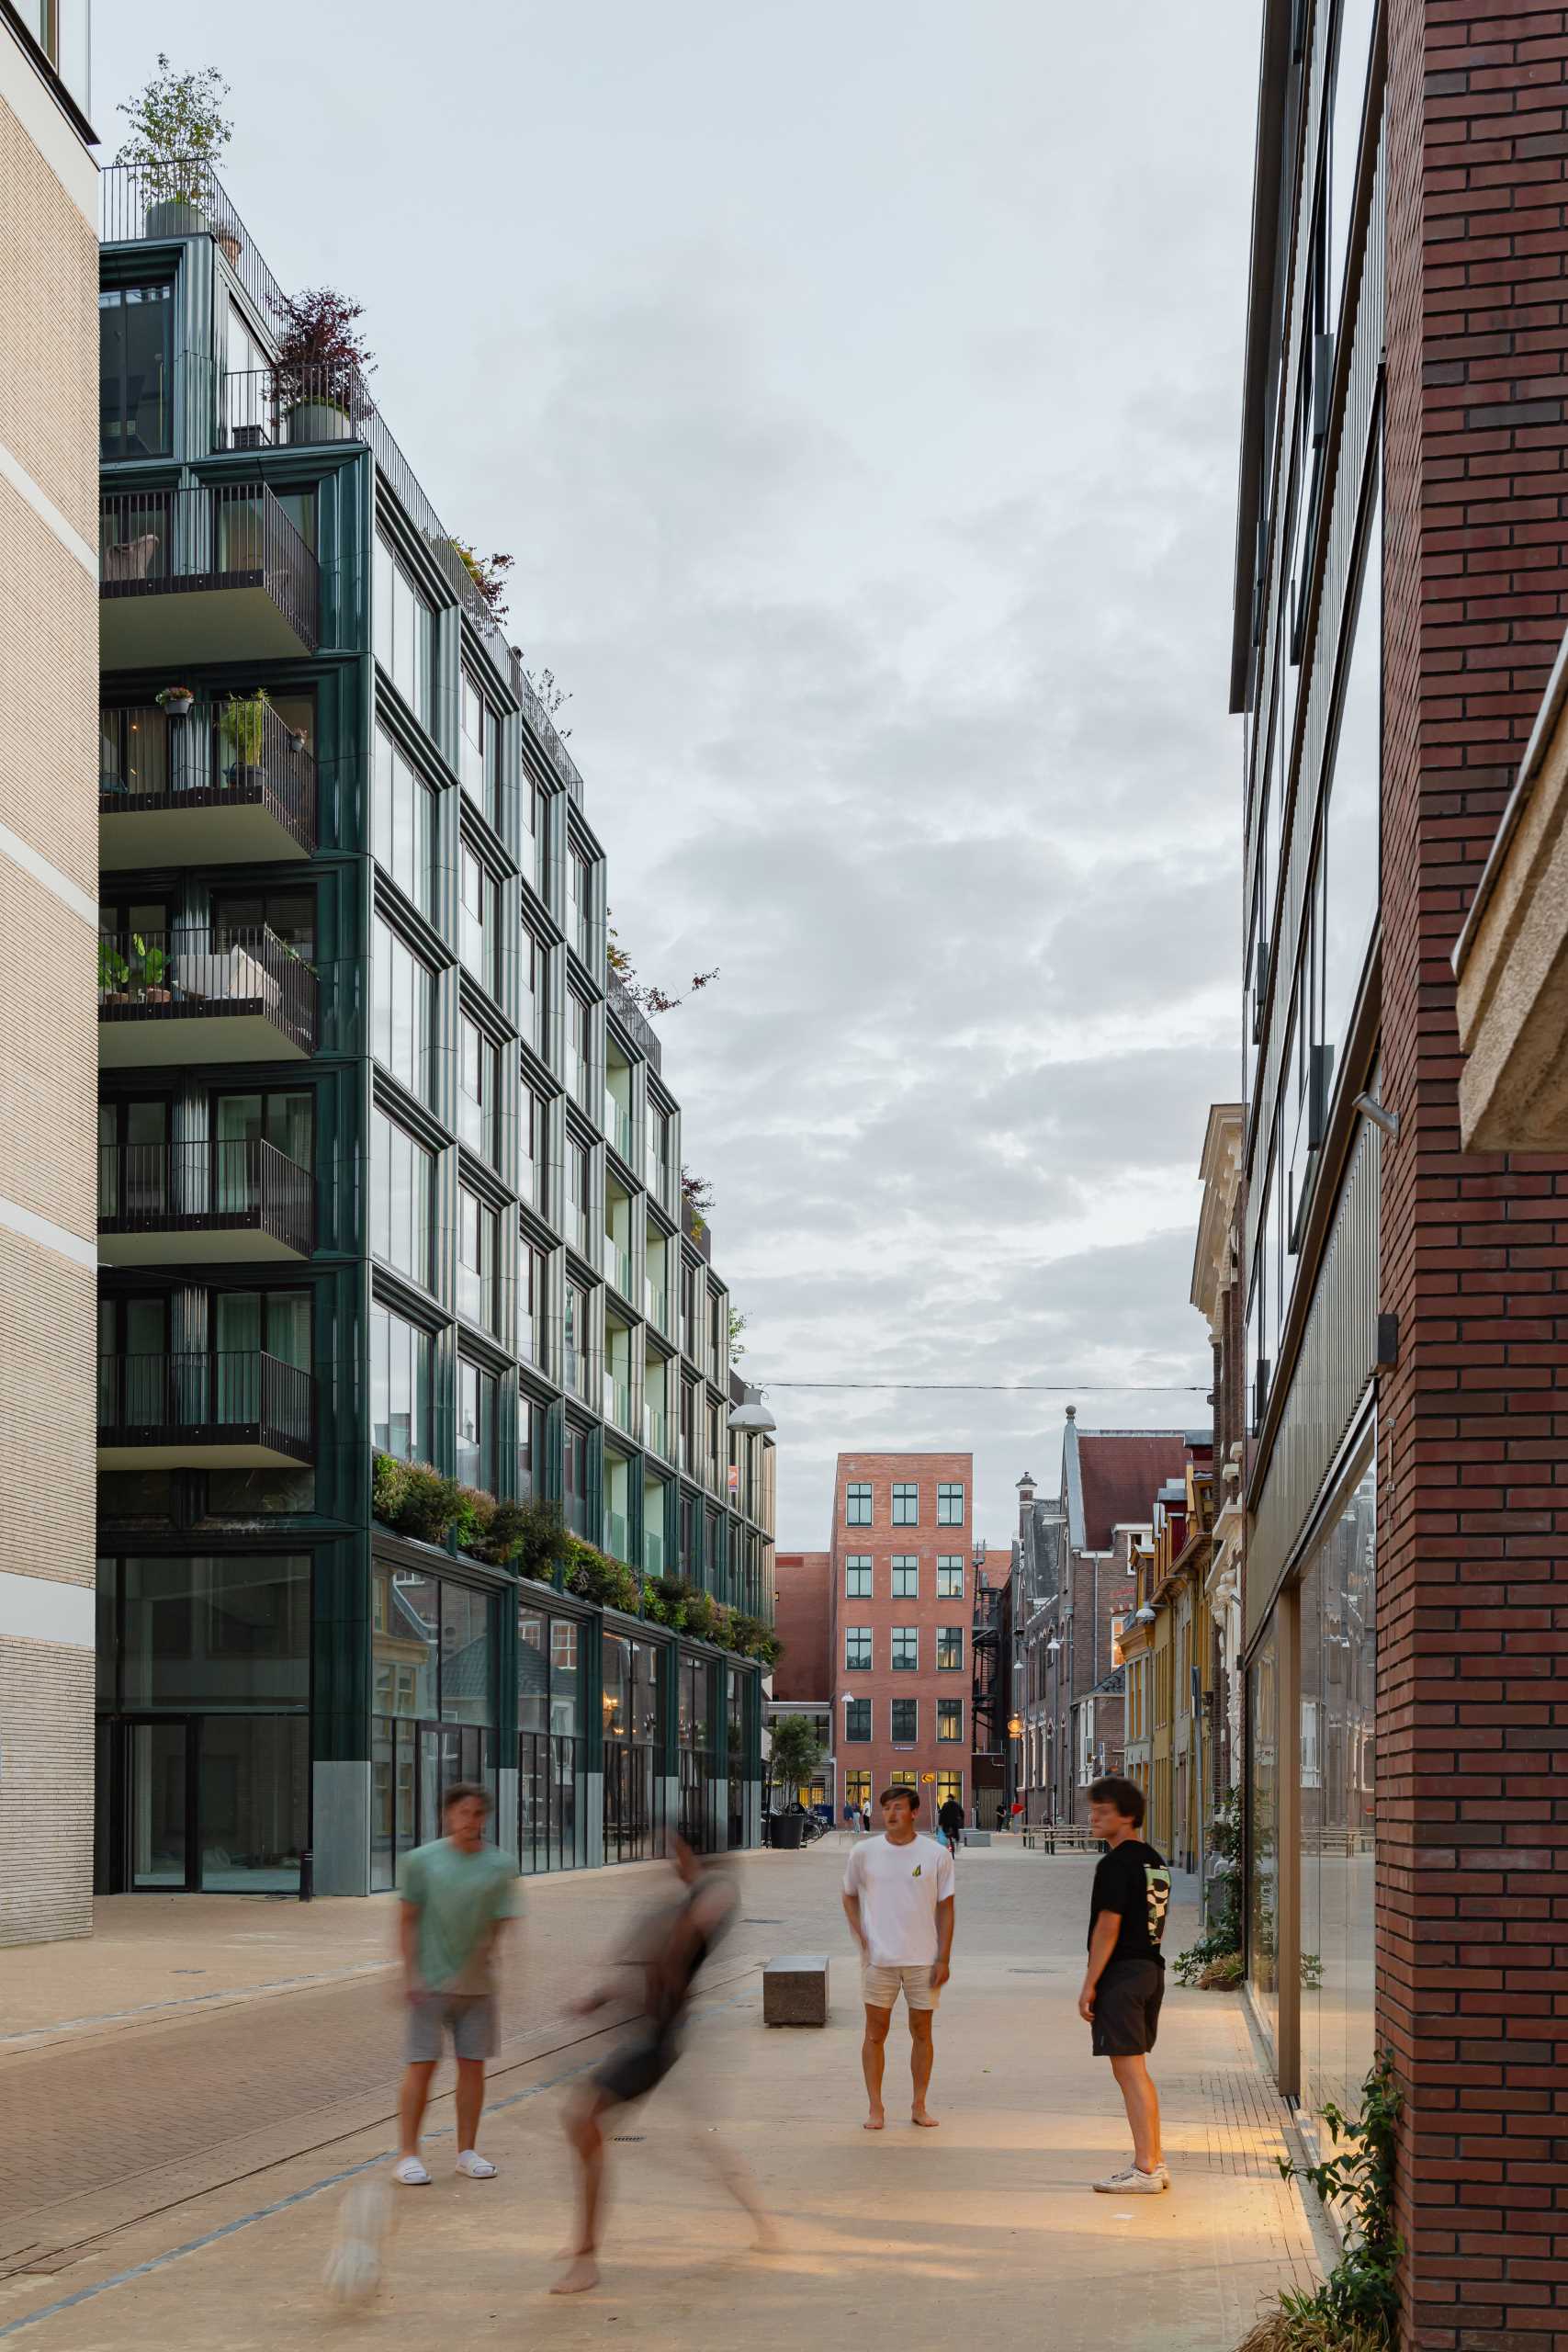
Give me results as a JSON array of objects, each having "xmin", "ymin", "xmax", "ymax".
[{"xmin": 404, "ymin": 1992, "xmax": 497, "ymax": 2064}]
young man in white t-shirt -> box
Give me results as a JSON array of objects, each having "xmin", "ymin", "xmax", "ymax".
[{"xmin": 840, "ymin": 1784, "xmax": 956, "ymax": 2131}]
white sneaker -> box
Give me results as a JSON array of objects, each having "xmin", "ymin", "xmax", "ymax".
[
  {"xmin": 1093, "ymin": 2163, "xmax": 1168, "ymax": 2194},
  {"xmin": 392, "ymin": 2154, "xmax": 430, "ymax": 2187},
  {"xmin": 455, "ymin": 2149, "xmax": 497, "ymax": 2178}
]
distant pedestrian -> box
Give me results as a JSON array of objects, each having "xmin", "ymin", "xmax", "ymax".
[
  {"xmin": 553, "ymin": 1833, "xmax": 773, "ymax": 2294},
  {"xmin": 1077, "ymin": 1775, "xmax": 1171, "ymax": 2196},
  {"xmin": 843, "ymin": 1802, "xmax": 856, "ymax": 1830},
  {"xmin": 995, "ymin": 1803, "xmax": 1006, "ymax": 1832},
  {"xmin": 861, "ymin": 1801, "xmax": 872, "ymax": 1834},
  {"xmin": 393, "ymin": 1781, "xmax": 520, "ymax": 2188},
  {"xmin": 938, "ymin": 1795, "xmax": 965, "ymax": 1851},
  {"xmin": 841, "ymin": 1785, "xmax": 955, "ymax": 2132}
]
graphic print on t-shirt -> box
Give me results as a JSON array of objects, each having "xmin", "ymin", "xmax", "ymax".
[{"xmin": 1145, "ymin": 1864, "xmax": 1172, "ymax": 1949}]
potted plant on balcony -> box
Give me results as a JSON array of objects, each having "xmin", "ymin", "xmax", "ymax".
[
  {"xmin": 220, "ymin": 690, "xmax": 270, "ymax": 787},
  {"xmin": 130, "ymin": 933, "xmax": 171, "ymax": 1005},
  {"xmin": 116, "ymin": 54, "xmax": 233, "ymax": 240},
  {"xmin": 275, "ymin": 288, "xmax": 375, "ymax": 445},
  {"xmin": 154, "ymin": 684, "xmax": 196, "ymax": 718},
  {"xmin": 98, "ymin": 938, "xmax": 132, "ymax": 1005}
]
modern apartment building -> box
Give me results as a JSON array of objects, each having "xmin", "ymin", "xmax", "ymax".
[
  {"xmin": 0, "ymin": 4, "xmax": 96, "ymax": 1947},
  {"xmin": 92, "ymin": 158, "xmax": 773, "ymax": 1896},
  {"xmin": 1231, "ymin": 3, "xmax": 1568, "ymax": 2325},
  {"xmin": 1010, "ymin": 1418, "xmax": 1189, "ymax": 1828},
  {"xmin": 829, "ymin": 1452, "xmax": 974, "ymax": 1826}
]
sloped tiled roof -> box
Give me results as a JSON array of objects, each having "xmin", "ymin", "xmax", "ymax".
[{"xmin": 1071, "ymin": 1429, "xmax": 1190, "ymax": 1552}]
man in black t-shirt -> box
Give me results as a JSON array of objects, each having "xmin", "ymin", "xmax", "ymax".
[{"xmin": 1077, "ymin": 1775, "xmax": 1171, "ymax": 2195}]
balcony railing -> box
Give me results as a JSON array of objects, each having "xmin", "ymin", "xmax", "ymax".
[
  {"xmin": 606, "ymin": 972, "xmax": 661, "ymax": 1073},
  {"xmin": 99, "ymin": 1139, "xmax": 314, "ymax": 1258},
  {"xmin": 645, "ymin": 1278, "xmax": 668, "ymax": 1331},
  {"xmin": 644, "ymin": 1527, "xmax": 666, "ymax": 1577},
  {"xmin": 100, "ymin": 158, "xmax": 587, "ymax": 804},
  {"xmin": 101, "ymin": 161, "xmax": 290, "ymax": 337},
  {"xmin": 604, "ymin": 1508, "xmax": 630, "ymax": 1564},
  {"xmin": 604, "ymin": 1374, "xmax": 633, "ymax": 1434},
  {"xmin": 97, "ymin": 1349, "xmax": 316, "ymax": 1464},
  {"xmin": 604, "ymin": 1092, "xmax": 634, "ymax": 1164},
  {"xmin": 100, "ymin": 481, "xmax": 320, "ymax": 655},
  {"xmin": 98, "ymin": 926, "xmax": 318, "ymax": 1057},
  {"xmin": 605, "ymin": 1241, "xmax": 634, "ymax": 1302},
  {"xmin": 644, "ymin": 1406, "xmax": 670, "ymax": 1460},
  {"xmin": 100, "ymin": 700, "xmax": 316, "ymax": 857},
  {"xmin": 220, "ymin": 363, "xmax": 375, "ymax": 452}
]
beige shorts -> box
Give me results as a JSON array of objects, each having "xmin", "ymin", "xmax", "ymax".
[{"xmin": 862, "ymin": 1962, "xmax": 940, "ymax": 2012}]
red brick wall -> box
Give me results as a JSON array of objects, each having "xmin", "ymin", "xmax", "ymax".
[
  {"xmin": 829, "ymin": 1453, "xmax": 975, "ymax": 1820},
  {"xmin": 1382, "ymin": 9, "xmax": 1568, "ymax": 2341},
  {"xmin": 772, "ymin": 1553, "xmax": 829, "ymax": 1703}
]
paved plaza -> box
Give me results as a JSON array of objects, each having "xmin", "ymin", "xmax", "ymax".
[{"xmin": 0, "ymin": 1841, "xmax": 1325, "ymax": 2348}]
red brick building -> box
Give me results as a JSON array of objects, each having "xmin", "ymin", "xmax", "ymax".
[
  {"xmin": 1231, "ymin": 6, "xmax": 1568, "ymax": 2337},
  {"xmin": 829, "ymin": 1451, "xmax": 976, "ymax": 1826},
  {"xmin": 766, "ymin": 1552, "xmax": 831, "ymax": 1807}
]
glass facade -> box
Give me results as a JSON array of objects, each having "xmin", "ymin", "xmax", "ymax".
[
  {"xmin": 370, "ymin": 1566, "xmax": 498, "ymax": 1891},
  {"xmin": 1247, "ymin": 1614, "xmax": 1280, "ymax": 2055}
]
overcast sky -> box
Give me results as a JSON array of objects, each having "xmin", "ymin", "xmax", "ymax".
[{"xmin": 97, "ymin": 4, "xmax": 1258, "ymax": 1549}]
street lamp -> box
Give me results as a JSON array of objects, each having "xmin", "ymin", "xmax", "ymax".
[{"xmin": 728, "ymin": 1385, "xmax": 777, "ymax": 1432}]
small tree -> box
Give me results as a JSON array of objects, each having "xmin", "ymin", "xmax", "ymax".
[
  {"xmin": 117, "ymin": 53, "xmax": 233, "ymax": 203},
  {"xmin": 768, "ymin": 1714, "xmax": 823, "ymax": 1809},
  {"xmin": 682, "ymin": 1166, "xmax": 715, "ymax": 1239},
  {"xmin": 728, "ymin": 1306, "xmax": 749, "ymax": 1363},
  {"xmin": 276, "ymin": 288, "xmax": 375, "ymax": 415},
  {"xmin": 606, "ymin": 917, "xmax": 718, "ymax": 1018},
  {"xmin": 525, "ymin": 665, "xmax": 572, "ymax": 740},
  {"xmin": 453, "ymin": 542, "xmax": 513, "ymax": 624}
]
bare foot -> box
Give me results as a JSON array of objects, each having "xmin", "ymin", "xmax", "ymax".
[
  {"xmin": 910, "ymin": 2109, "xmax": 940, "ymax": 2129},
  {"xmin": 551, "ymin": 2256, "xmax": 600, "ymax": 2296},
  {"xmin": 863, "ymin": 2108, "xmax": 886, "ymax": 2132}
]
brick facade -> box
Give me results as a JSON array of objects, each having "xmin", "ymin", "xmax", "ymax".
[
  {"xmin": 1381, "ymin": 7, "xmax": 1568, "ymax": 2339},
  {"xmin": 829, "ymin": 1452, "xmax": 975, "ymax": 1824},
  {"xmin": 771, "ymin": 1552, "xmax": 829, "ymax": 1704}
]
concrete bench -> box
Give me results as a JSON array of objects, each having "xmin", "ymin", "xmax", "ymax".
[
  {"xmin": 964, "ymin": 1830, "xmax": 992, "ymax": 1847},
  {"xmin": 763, "ymin": 1952, "xmax": 829, "ymax": 2026}
]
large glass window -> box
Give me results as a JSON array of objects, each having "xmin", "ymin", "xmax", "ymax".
[
  {"xmin": 440, "ymin": 1583, "xmax": 493, "ymax": 1724},
  {"xmin": 937, "ymin": 1699, "xmax": 963, "ymax": 1742},
  {"xmin": 1247, "ymin": 1614, "xmax": 1280, "ymax": 2057},
  {"xmin": 891, "ymin": 1555, "xmax": 919, "ymax": 1598},
  {"xmin": 891, "ymin": 1628, "xmax": 919, "ymax": 1671},
  {"xmin": 1302, "ymin": 1452, "xmax": 1376, "ymax": 2133},
  {"xmin": 370, "ymin": 1106, "xmax": 434, "ymax": 1290},
  {"xmin": 371, "ymin": 918, "xmax": 435, "ymax": 1105},
  {"xmin": 456, "ymin": 1359, "xmax": 497, "ymax": 1495},
  {"xmin": 890, "ymin": 1698, "xmax": 917, "ymax": 1744},
  {"xmin": 458, "ymin": 1015, "xmax": 499, "ymax": 1165},
  {"xmin": 937, "ymin": 1556, "xmax": 964, "ymax": 1599},
  {"xmin": 460, "ymin": 843, "xmax": 498, "ymax": 996},
  {"xmin": 370, "ymin": 1300, "xmax": 434, "ymax": 1462},
  {"xmin": 891, "ymin": 1482, "xmax": 919, "ymax": 1526},
  {"xmin": 844, "ymin": 1556, "xmax": 871, "ymax": 1598},
  {"xmin": 520, "ymin": 1238, "xmax": 547, "ymax": 1369},
  {"xmin": 563, "ymin": 1279, "xmax": 589, "ymax": 1401},
  {"xmin": 457, "ymin": 1186, "xmax": 498, "ymax": 1333},
  {"xmin": 522, "ymin": 928, "xmax": 547, "ymax": 1058},
  {"xmin": 460, "ymin": 673, "xmax": 501, "ymax": 827},
  {"xmin": 568, "ymin": 845, "xmax": 592, "ymax": 962},
  {"xmin": 845, "ymin": 1482, "xmax": 872, "ymax": 1527},
  {"xmin": 374, "ymin": 1565, "xmax": 437, "ymax": 1719},
  {"xmin": 373, "ymin": 531, "xmax": 435, "ymax": 729},
  {"xmin": 519, "ymin": 1083, "xmax": 545, "ymax": 1210},
  {"xmin": 1318, "ymin": 459, "xmax": 1382, "ymax": 1111},
  {"xmin": 372, "ymin": 727, "xmax": 435, "ymax": 916},
  {"xmin": 844, "ymin": 1626, "xmax": 872, "ymax": 1672},
  {"xmin": 99, "ymin": 282, "xmax": 173, "ymax": 459},
  {"xmin": 937, "ymin": 1626, "xmax": 964, "ymax": 1671},
  {"xmin": 844, "ymin": 1698, "xmax": 871, "ymax": 1743},
  {"xmin": 937, "ymin": 1482, "xmax": 965, "ymax": 1525},
  {"xmin": 117, "ymin": 1555, "xmax": 310, "ymax": 1710},
  {"xmin": 563, "ymin": 1420, "xmax": 589, "ymax": 1535}
]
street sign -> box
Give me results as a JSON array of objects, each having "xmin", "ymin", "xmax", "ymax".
[{"xmin": 919, "ymin": 1771, "xmax": 935, "ymax": 1783}]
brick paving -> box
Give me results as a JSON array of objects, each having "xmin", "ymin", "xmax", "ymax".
[{"xmin": 0, "ymin": 1842, "xmax": 1325, "ymax": 2347}]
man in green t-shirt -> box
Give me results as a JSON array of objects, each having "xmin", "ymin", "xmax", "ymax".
[{"xmin": 393, "ymin": 1781, "xmax": 521, "ymax": 2188}]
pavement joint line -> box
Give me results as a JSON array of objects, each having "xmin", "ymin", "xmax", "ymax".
[
  {"xmin": 0, "ymin": 1962, "xmax": 395, "ymax": 2052},
  {"xmin": 0, "ymin": 1986, "xmax": 758, "ymax": 2342}
]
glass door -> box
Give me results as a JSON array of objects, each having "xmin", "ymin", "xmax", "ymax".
[{"xmin": 129, "ymin": 1718, "xmax": 193, "ymax": 1890}]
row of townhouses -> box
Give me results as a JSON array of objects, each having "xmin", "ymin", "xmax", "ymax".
[{"xmin": 1, "ymin": 9, "xmax": 776, "ymax": 1944}]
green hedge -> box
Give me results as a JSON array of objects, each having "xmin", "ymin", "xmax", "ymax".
[{"xmin": 370, "ymin": 1454, "xmax": 783, "ymax": 1664}]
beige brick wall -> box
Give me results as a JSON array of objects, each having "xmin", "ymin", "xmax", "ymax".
[
  {"xmin": 0, "ymin": 92, "xmax": 98, "ymax": 544},
  {"xmin": 0, "ymin": 1634, "xmax": 95, "ymax": 1944},
  {"xmin": 0, "ymin": 55, "xmax": 99, "ymax": 1947}
]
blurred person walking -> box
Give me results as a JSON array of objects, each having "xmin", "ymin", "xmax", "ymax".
[
  {"xmin": 938, "ymin": 1793, "xmax": 965, "ymax": 1852},
  {"xmin": 841, "ymin": 1785, "xmax": 955, "ymax": 2132},
  {"xmin": 553, "ymin": 1834, "xmax": 773, "ymax": 2295},
  {"xmin": 393, "ymin": 1781, "xmax": 520, "ymax": 2188}
]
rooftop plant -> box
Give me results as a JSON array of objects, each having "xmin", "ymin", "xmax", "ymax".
[
  {"xmin": 116, "ymin": 52, "xmax": 232, "ymax": 201},
  {"xmin": 607, "ymin": 921, "xmax": 718, "ymax": 1019},
  {"xmin": 276, "ymin": 288, "xmax": 376, "ymax": 415},
  {"xmin": 525, "ymin": 665, "xmax": 572, "ymax": 739},
  {"xmin": 452, "ymin": 542, "xmax": 513, "ymax": 624}
]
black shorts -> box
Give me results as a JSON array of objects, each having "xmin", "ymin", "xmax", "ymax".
[
  {"xmin": 1091, "ymin": 1960, "xmax": 1164, "ymax": 2058},
  {"xmin": 592, "ymin": 2027, "xmax": 681, "ymax": 2107}
]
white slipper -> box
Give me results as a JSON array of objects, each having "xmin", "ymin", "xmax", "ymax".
[
  {"xmin": 456, "ymin": 2150, "xmax": 497, "ymax": 2178},
  {"xmin": 392, "ymin": 2154, "xmax": 430, "ymax": 2187}
]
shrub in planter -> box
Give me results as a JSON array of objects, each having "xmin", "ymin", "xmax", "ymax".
[
  {"xmin": 709, "ymin": 1603, "xmax": 739, "ymax": 1653},
  {"xmin": 394, "ymin": 1463, "xmax": 462, "ymax": 1545},
  {"xmin": 1198, "ymin": 1951, "xmax": 1245, "ymax": 1991},
  {"xmin": 480, "ymin": 1496, "xmax": 568, "ymax": 1579},
  {"xmin": 681, "ymin": 1589, "xmax": 718, "ymax": 1644},
  {"xmin": 372, "ymin": 1452, "xmax": 411, "ymax": 1527},
  {"xmin": 728, "ymin": 1612, "xmax": 782, "ymax": 1668},
  {"xmin": 641, "ymin": 1576, "xmax": 691, "ymax": 1631},
  {"xmin": 564, "ymin": 1542, "xmax": 640, "ymax": 1615},
  {"xmin": 452, "ymin": 1484, "xmax": 496, "ymax": 1555}
]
